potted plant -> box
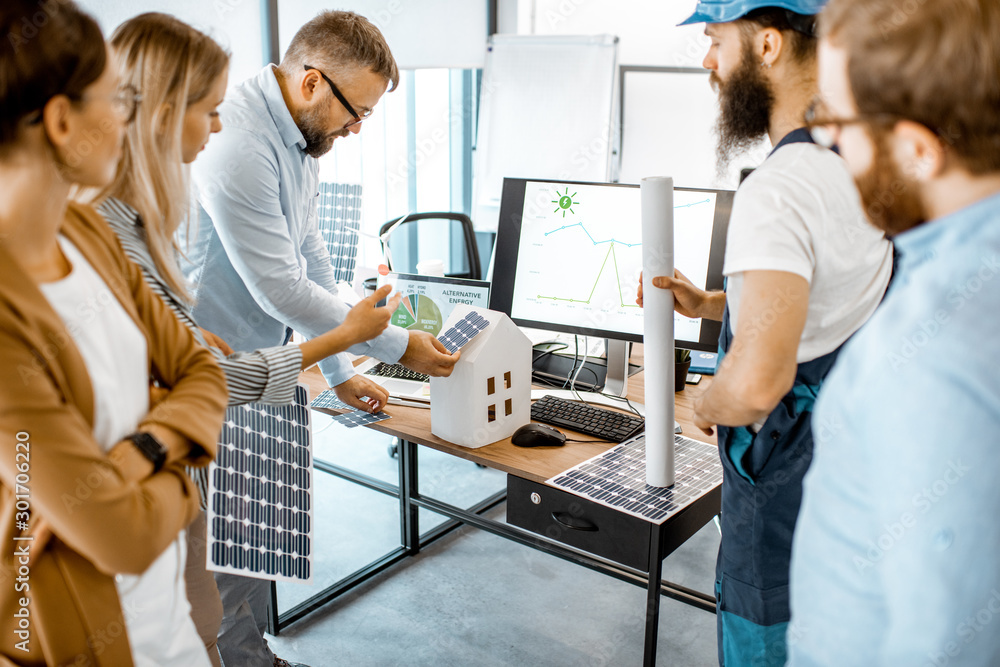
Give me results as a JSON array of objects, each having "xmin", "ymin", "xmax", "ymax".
[{"xmin": 675, "ymin": 348, "xmax": 691, "ymax": 392}]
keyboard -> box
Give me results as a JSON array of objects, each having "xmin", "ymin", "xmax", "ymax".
[
  {"xmin": 530, "ymin": 395, "xmax": 645, "ymax": 443},
  {"xmin": 366, "ymin": 362, "xmax": 429, "ymax": 383}
]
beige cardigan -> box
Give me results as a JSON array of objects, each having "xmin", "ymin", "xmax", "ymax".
[{"xmin": 0, "ymin": 203, "xmax": 228, "ymax": 666}]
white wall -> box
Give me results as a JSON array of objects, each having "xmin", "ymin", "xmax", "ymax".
[
  {"xmin": 519, "ymin": 0, "xmax": 706, "ymax": 67},
  {"xmin": 277, "ymin": 1, "xmax": 489, "ymax": 69},
  {"xmin": 78, "ymin": 0, "xmax": 264, "ymax": 86}
]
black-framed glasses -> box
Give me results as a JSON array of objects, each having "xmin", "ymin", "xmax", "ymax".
[
  {"xmin": 304, "ymin": 64, "xmax": 373, "ymax": 129},
  {"xmin": 26, "ymin": 84, "xmax": 142, "ymax": 126}
]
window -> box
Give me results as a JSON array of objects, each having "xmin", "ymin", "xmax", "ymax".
[{"xmin": 316, "ymin": 68, "xmax": 483, "ymax": 270}]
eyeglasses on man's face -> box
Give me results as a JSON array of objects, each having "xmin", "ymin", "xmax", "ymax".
[
  {"xmin": 304, "ymin": 64, "xmax": 373, "ymax": 129},
  {"xmin": 804, "ymin": 97, "xmax": 913, "ymax": 150}
]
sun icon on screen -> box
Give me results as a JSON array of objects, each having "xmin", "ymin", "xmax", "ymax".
[{"xmin": 551, "ymin": 188, "xmax": 579, "ymax": 218}]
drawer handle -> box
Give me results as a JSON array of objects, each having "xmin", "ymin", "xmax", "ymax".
[{"xmin": 551, "ymin": 511, "xmax": 599, "ymax": 532}]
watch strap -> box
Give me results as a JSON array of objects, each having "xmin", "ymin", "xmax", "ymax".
[{"xmin": 125, "ymin": 431, "xmax": 167, "ymax": 473}]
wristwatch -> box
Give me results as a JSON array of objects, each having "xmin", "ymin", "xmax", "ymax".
[{"xmin": 125, "ymin": 432, "xmax": 167, "ymax": 473}]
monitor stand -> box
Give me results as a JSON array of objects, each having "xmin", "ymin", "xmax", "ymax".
[{"xmin": 603, "ymin": 339, "xmax": 630, "ymax": 398}]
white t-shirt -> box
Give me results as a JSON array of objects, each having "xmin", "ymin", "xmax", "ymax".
[
  {"xmin": 40, "ymin": 237, "xmax": 209, "ymax": 667},
  {"xmin": 724, "ymin": 141, "xmax": 893, "ymax": 363}
]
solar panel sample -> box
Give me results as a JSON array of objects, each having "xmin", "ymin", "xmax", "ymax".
[
  {"xmin": 437, "ymin": 311, "xmax": 490, "ymax": 353},
  {"xmin": 316, "ymin": 182, "xmax": 362, "ymax": 284},
  {"xmin": 547, "ymin": 434, "xmax": 722, "ymax": 524},
  {"xmin": 330, "ymin": 409, "xmax": 392, "ymax": 428},
  {"xmin": 309, "ymin": 389, "xmax": 352, "ymax": 412},
  {"xmin": 207, "ymin": 384, "xmax": 314, "ymax": 583},
  {"xmin": 310, "ymin": 388, "xmax": 391, "ymax": 427}
]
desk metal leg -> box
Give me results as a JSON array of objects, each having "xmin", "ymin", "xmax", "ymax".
[
  {"xmin": 399, "ymin": 439, "xmax": 421, "ymax": 554},
  {"xmin": 643, "ymin": 526, "xmax": 665, "ymax": 667},
  {"xmin": 267, "ymin": 580, "xmax": 279, "ymax": 635}
]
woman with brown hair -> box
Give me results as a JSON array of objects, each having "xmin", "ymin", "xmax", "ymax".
[{"xmin": 0, "ymin": 1, "xmax": 229, "ymax": 665}]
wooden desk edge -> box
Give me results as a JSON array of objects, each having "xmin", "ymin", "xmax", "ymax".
[{"xmin": 300, "ymin": 365, "xmax": 717, "ymax": 485}]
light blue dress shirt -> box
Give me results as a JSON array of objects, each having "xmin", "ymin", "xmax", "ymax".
[
  {"xmin": 182, "ymin": 65, "xmax": 407, "ymax": 387},
  {"xmin": 787, "ymin": 191, "xmax": 1000, "ymax": 666}
]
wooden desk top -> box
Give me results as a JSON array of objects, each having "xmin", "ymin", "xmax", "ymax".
[{"xmin": 301, "ymin": 358, "xmax": 716, "ymax": 485}]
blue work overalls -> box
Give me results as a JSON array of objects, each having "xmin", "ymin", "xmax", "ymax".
[{"xmin": 714, "ymin": 129, "xmax": 841, "ymax": 666}]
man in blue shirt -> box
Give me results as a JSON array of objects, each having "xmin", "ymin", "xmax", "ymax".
[
  {"xmin": 788, "ymin": 0, "xmax": 1000, "ymax": 664},
  {"xmin": 183, "ymin": 12, "xmax": 457, "ymax": 667},
  {"xmin": 185, "ymin": 11, "xmax": 457, "ymax": 414}
]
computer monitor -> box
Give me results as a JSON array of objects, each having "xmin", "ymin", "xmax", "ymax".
[{"xmin": 489, "ymin": 177, "xmax": 733, "ymax": 394}]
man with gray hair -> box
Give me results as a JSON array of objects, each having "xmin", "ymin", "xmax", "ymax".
[{"xmin": 184, "ymin": 11, "xmax": 458, "ymax": 667}]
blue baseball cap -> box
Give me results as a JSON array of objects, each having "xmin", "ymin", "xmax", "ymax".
[{"xmin": 679, "ymin": 0, "xmax": 828, "ymax": 27}]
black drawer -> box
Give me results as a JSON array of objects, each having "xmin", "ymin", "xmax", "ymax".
[{"xmin": 507, "ymin": 475, "xmax": 654, "ymax": 571}]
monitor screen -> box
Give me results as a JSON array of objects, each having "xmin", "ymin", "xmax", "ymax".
[{"xmin": 490, "ymin": 178, "xmax": 732, "ymax": 352}]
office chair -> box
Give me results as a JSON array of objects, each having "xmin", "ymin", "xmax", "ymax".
[
  {"xmin": 379, "ymin": 212, "xmax": 482, "ymax": 280},
  {"xmin": 316, "ymin": 182, "xmax": 363, "ymax": 284}
]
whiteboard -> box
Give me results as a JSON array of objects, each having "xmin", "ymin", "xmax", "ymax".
[
  {"xmin": 473, "ymin": 34, "xmax": 619, "ymax": 232},
  {"xmin": 618, "ymin": 68, "xmax": 769, "ymax": 190}
]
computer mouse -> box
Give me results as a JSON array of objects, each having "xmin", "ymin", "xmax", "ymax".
[{"xmin": 511, "ymin": 423, "xmax": 567, "ymax": 448}]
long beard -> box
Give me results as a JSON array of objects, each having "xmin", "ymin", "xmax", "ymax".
[
  {"xmin": 712, "ymin": 43, "xmax": 775, "ymax": 174},
  {"xmin": 855, "ymin": 130, "xmax": 928, "ymax": 236},
  {"xmin": 296, "ymin": 103, "xmax": 349, "ymax": 158}
]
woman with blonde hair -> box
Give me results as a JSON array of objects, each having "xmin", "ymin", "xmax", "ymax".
[
  {"xmin": 92, "ymin": 13, "xmax": 399, "ymax": 667},
  {"xmin": 0, "ymin": 1, "xmax": 228, "ymax": 665}
]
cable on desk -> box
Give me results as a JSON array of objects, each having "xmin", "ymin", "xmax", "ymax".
[
  {"xmin": 531, "ymin": 340, "xmax": 569, "ymax": 367},
  {"xmin": 569, "ymin": 335, "xmax": 589, "ymax": 392},
  {"xmin": 563, "ymin": 335, "xmax": 581, "ymax": 389}
]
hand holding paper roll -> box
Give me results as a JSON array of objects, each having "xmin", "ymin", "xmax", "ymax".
[{"xmin": 637, "ymin": 269, "xmax": 724, "ymax": 321}]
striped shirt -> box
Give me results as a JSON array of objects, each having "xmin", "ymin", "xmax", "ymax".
[{"xmin": 99, "ymin": 197, "xmax": 303, "ymax": 507}]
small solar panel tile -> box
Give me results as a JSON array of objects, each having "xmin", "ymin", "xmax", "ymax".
[
  {"xmin": 546, "ymin": 434, "xmax": 723, "ymax": 524},
  {"xmin": 309, "ymin": 389, "xmax": 352, "ymax": 412},
  {"xmin": 207, "ymin": 384, "xmax": 314, "ymax": 583},
  {"xmin": 437, "ymin": 312, "xmax": 490, "ymax": 353},
  {"xmin": 330, "ymin": 409, "xmax": 392, "ymax": 428}
]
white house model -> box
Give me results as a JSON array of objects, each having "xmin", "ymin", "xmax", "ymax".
[{"xmin": 430, "ymin": 305, "xmax": 531, "ymax": 448}]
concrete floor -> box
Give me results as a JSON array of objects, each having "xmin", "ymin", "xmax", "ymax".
[{"xmin": 267, "ymin": 412, "xmax": 721, "ymax": 667}]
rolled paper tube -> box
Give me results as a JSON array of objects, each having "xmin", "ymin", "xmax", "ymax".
[{"xmin": 641, "ymin": 176, "xmax": 675, "ymax": 488}]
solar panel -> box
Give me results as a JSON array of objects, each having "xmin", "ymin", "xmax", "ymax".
[
  {"xmin": 546, "ymin": 434, "xmax": 723, "ymax": 524},
  {"xmin": 330, "ymin": 409, "xmax": 392, "ymax": 428},
  {"xmin": 317, "ymin": 182, "xmax": 362, "ymax": 285},
  {"xmin": 437, "ymin": 311, "xmax": 490, "ymax": 353},
  {"xmin": 207, "ymin": 384, "xmax": 314, "ymax": 583},
  {"xmin": 309, "ymin": 389, "xmax": 352, "ymax": 411},
  {"xmin": 311, "ymin": 387, "xmax": 392, "ymax": 428}
]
